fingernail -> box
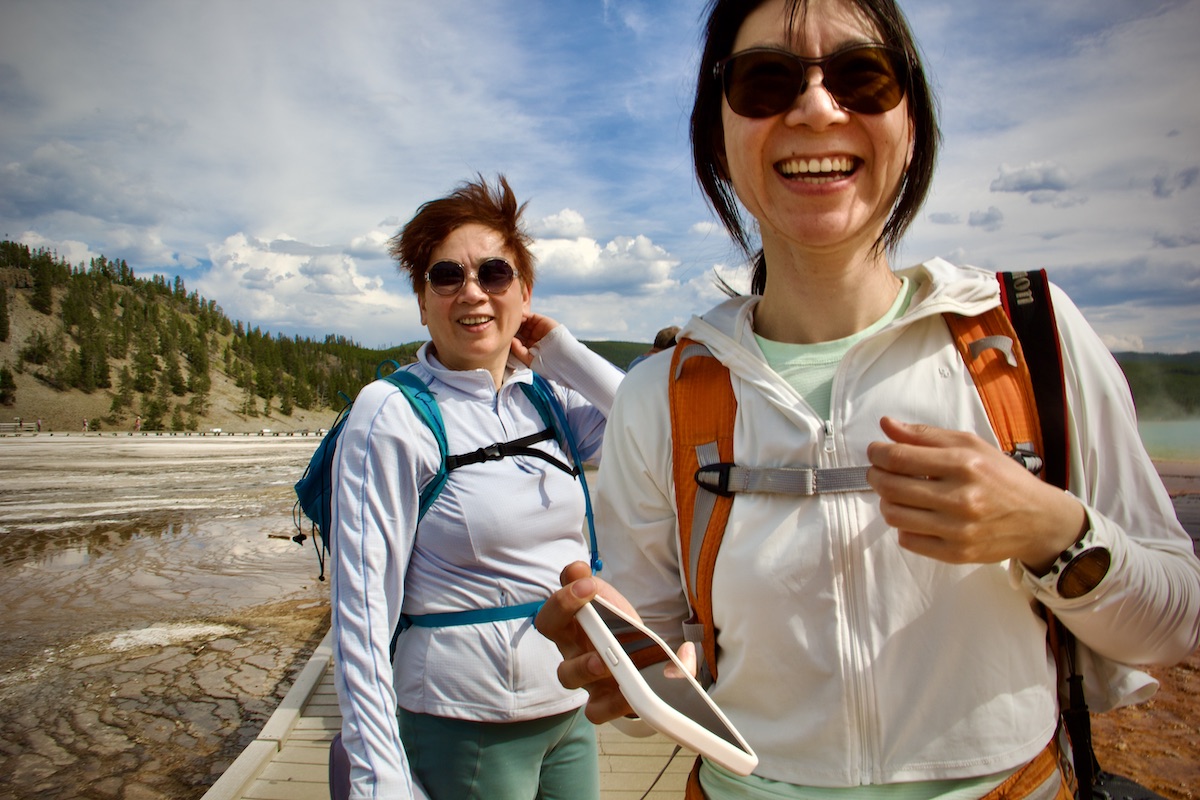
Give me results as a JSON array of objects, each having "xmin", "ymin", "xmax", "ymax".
[{"xmin": 571, "ymin": 578, "xmax": 596, "ymax": 599}]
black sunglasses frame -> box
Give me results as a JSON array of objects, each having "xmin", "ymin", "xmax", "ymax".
[
  {"xmin": 715, "ymin": 43, "xmax": 909, "ymax": 119},
  {"xmin": 425, "ymin": 258, "xmax": 517, "ymax": 296}
]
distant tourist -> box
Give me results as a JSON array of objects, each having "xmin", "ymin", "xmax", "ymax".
[{"xmin": 627, "ymin": 324, "xmax": 680, "ymax": 370}]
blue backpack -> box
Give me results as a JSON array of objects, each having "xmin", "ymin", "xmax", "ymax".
[{"xmin": 292, "ymin": 362, "xmax": 600, "ymax": 585}]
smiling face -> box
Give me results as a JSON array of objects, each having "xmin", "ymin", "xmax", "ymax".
[
  {"xmin": 418, "ymin": 222, "xmax": 531, "ymax": 385},
  {"xmin": 720, "ymin": 0, "xmax": 914, "ymax": 259}
]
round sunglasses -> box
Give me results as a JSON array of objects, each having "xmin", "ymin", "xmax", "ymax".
[
  {"xmin": 715, "ymin": 43, "xmax": 909, "ymax": 118},
  {"xmin": 425, "ymin": 258, "xmax": 517, "ymax": 296}
]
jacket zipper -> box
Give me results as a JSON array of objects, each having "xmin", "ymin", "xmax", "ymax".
[{"xmin": 826, "ymin": 385, "xmax": 873, "ymax": 782}]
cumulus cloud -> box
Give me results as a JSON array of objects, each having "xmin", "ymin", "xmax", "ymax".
[
  {"xmin": 1152, "ymin": 167, "xmax": 1199, "ymax": 199},
  {"xmin": 3, "ymin": 1, "xmax": 1199, "ymax": 352},
  {"xmin": 990, "ymin": 162, "xmax": 1074, "ymax": 194},
  {"xmin": 690, "ymin": 220, "xmax": 729, "ymax": 239},
  {"xmin": 1028, "ymin": 192, "xmax": 1088, "ymax": 208},
  {"xmin": 534, "ymin": 208, "xmax": 588, "ymax": 239},
  {"xmin": 347, "ymin": 229, "xmax": 392, "ymax": 260},
  {"xmin": 532, "ymin": 233, "xmax": 677, "ymax": 295},
  {"xmin": 0, "ymin": 140, "xmax": 176, "ymax": 225},
  {"xmin": 1100, "ymin": 332, "xmax": 1145, "ymax": 353},
  {"xmin": 196, "ymin": 233, "xmax": 414, "ymax": 344},
  {"xmin": 17, "ymin": 232, "xmax": 99, "ymax": 267},
  {"xmin": 1152, "ymin": 232, "xmax": 1200, "ymax": 249},
  {"xmin": 968, "ymin": 207, "xmax": 1004, "ymax": 232}
]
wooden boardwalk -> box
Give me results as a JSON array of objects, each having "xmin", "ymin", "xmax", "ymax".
[{"xmin": 203, "ymin": 630, "xmax": 695, "ymax": 800}]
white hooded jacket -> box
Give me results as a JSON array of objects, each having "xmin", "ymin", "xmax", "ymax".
[{"xmin": 595, "ymin": 259, "xmax": 1200, "ymax": 787}]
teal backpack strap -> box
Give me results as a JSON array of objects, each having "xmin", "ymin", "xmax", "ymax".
[
  {"xmin": 520, "ymin": 373, "xmax": 602, "ymax": 574},
  {"xmin": 381, "ymin": 368, "xmax": 449, "ymax": 521},
  {"xmin": 388, "ymin": 370, "xmax": 600, "ymax": 663},
  {"xmin": 399, "ymin": 600, "xmax": 545, "ymax": 630}
]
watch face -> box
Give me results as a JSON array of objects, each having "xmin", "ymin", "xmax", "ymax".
[{"xmin": 1057, "ymin": 547, "xmax": 1112, "ymax": 599}]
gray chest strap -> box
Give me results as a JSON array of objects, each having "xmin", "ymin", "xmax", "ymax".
[
  {"xmin": 684, "ymin": 441, "xmax": 872, "ymax": 604},
  {"xmin": 694, "ymin": 445, "xmax": 872, "ymax": 498}
]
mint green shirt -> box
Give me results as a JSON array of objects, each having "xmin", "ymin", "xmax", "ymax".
[{"xmin": 754, "ymin": 278, "xmax": 916, "ymax": 420}]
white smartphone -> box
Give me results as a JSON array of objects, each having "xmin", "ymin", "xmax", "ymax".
[{"xmin": 576, "ymin": 595, "xmax": 758, "ymax": 776}]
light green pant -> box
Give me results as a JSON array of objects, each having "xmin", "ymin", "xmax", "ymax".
[{"xmin": 398, "ymin": 705, "xmax": 600, "ymax": 800}]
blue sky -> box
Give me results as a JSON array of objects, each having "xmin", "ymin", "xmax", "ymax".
[{"xmin": 1, "ymin": 0, "xmax": 1197, "ymax": 353}]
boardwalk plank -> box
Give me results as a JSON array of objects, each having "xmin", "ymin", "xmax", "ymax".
[{"xmin": 204, "ymin": 628, "xmax": 701, "ymax": 800}]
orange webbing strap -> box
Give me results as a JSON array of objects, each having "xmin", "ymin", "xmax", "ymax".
[
  {"xmin": 943, "ymin": 305, "xmax": 1045, "ymax": 468},
  {"xmin": 669, "ymin": 338, "xmax": 737, "ymax": 681}
]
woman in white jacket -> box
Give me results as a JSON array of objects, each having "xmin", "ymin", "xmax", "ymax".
[
  {"xmin": 538, "ymin": 1, "xmax": 1200, "ymax": 799},
  {"xmin": 331, "ymin": 175, "xmax": 622, "ymax": 800}
]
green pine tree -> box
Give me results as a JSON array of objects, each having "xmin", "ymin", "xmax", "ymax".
[
  {"xmin": 0, "ymin": 284, "xmax": 9, "ymax": 342},
  {"xmin": 0, "ymin": 364, "xmax": 15, "ymax": 406}
]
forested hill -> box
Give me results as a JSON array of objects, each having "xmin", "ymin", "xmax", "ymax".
[
  {"xmin": 0, "ymin": 242, "xmax": 643, "ymax": 432},
  {"xmin": 0, "ymin": 241, "xmax": 1195, "ymax": 432},
  {"xmin": 1110, "ymin": 352, "xmax": 1200, "ymax": 420}
]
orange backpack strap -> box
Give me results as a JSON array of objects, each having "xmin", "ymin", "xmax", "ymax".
[
  {"xmin": 668, "ymin": 338, "xmax": 736, "ymax": 682},
  {"xmin": 942, "ymin": 269, "xmax": 1068, "ymax": 485},
  {"xmin": 942, "ymin": 303, "xmax": 1045, "ymax": 472}
]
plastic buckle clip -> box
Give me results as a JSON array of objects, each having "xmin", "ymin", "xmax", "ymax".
[{"xmin": 695, "ymin": 463, "xmax": 736, "ymax": 497}]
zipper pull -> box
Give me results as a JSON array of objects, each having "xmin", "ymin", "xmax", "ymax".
[{"xmin": 823, "ymin": 420, "xmax": 835, "ymax": 453}]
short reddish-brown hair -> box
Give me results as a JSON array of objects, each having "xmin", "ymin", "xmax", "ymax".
[{"xmin": 389, "ymin": 174, "xmax": 536, "ymax": 295}]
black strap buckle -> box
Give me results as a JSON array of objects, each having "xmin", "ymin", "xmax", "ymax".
[{"xmin": 694, "ymin": 463, "xmax": 736, "ymax": 497}]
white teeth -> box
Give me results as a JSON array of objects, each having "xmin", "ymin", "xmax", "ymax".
[
  {"xmin": 459, "ymin": 316, "xmax": 491, "ymax": 325},
  {"xmin": 779, "ymin": 156, "xmax": 855, "ymax": 176}
]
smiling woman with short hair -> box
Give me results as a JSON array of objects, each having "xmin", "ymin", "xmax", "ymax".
[{"xmin": 329, "ymin": 174, "xmax": 622, "ymax": 800}]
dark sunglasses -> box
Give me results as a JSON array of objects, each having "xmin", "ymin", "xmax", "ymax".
[
  {"xmin": 425, "ymin": 258, "xmax": 516, "ymax": 296},
  {"xmin": 715, "ymin": 43, "xmax": 909, "ymax": 118}
]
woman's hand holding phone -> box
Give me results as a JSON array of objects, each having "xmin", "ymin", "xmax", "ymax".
[{"xmin": 535, "ymin": 561, "xmax": 638, "ymax": 724}]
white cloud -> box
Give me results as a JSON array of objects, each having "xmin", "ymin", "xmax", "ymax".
[
  {"xmin": 1, "ymin": 1, "xmax": 1198, "ymax": 352},
  {"xmin": 534, "ymin": 209, "xmax": 589, "ymax": 239},
  {"xmin": 990, "ymin": 162, "xmax": 1075, "ymax": 194},
  {"xmin": 197, "ymin": 233, "xmax": 415, "ymax": 345},
  {"xmin": 928, "ymin": 212, "xmax": 960, "ymax": 226},
  {"xmin": 532, "ymin": 232, "xmax": 678, "ymax": 295},
  {"xmin": 16, "ymin": 232, "xmax": 98, "ymax": 268},
  {"xmin": 967, "ymin": 207, "xmax": 1004, "ymax": 233},
  {"xmin": 1152, "ymin": 167, "xmax": 1200, "ymax": 199},
  {"xmin": 1101, "ymin": 332, "xmax": 1146, "ymax": 353},
  {"xmin": 690, "ymin": 220, "xmax": 726, "ymax": 238}
]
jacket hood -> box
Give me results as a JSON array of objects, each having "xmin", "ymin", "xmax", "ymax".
[{"xmin": 679, "ymin": 258, "xmax": 1002, "ymax": 392}]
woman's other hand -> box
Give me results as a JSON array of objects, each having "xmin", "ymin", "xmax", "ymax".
[
  {"xmin": 511, "ymin": 313, "xmax": 560, "ymax": 366},
  {"xmin": 866, "ymin": 416, "xmax": 1087, "ymax": 574},
  {"xmin": 535, "ymin": 561, "xmax": 637, "ymax": 724}
]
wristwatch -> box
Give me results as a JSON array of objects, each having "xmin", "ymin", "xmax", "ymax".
[{"xmin": 1047, "ymin": 528, "xmax": 1111, "ymax": 599}]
